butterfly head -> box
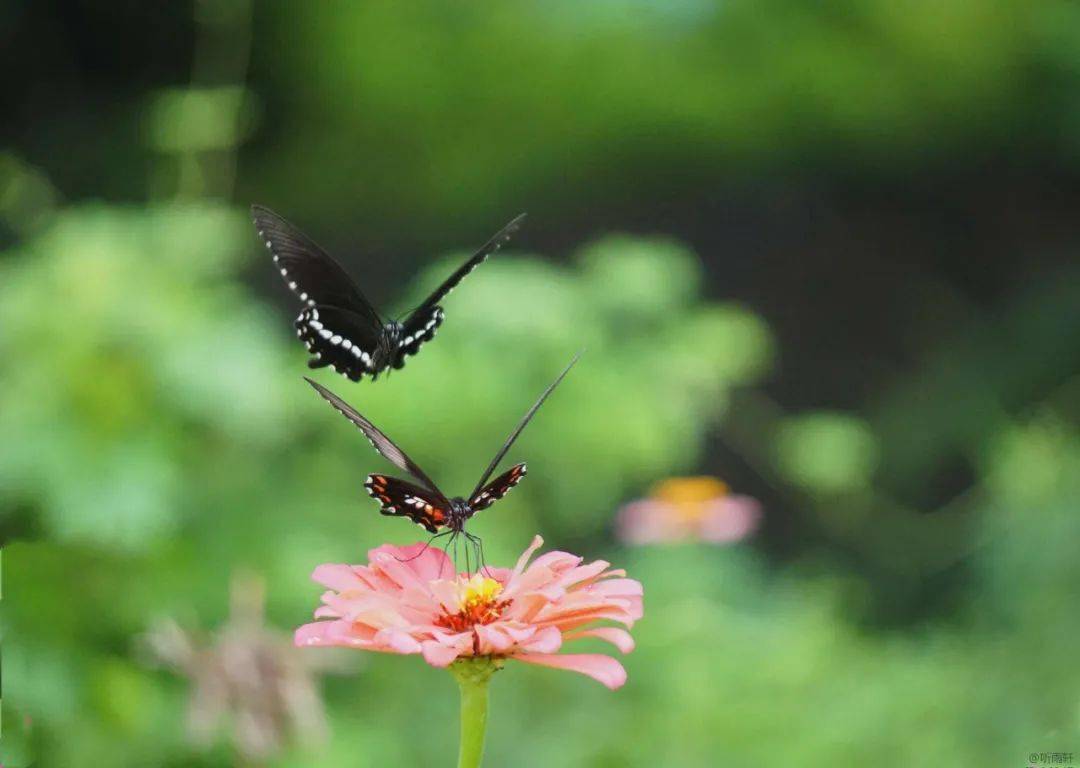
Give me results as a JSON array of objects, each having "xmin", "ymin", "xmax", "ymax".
[{"xmin": 448, "ymin": 497, "xmax": 473, "ymax": 532}]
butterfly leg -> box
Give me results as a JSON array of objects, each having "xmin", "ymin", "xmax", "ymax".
[
  {"xmin": 437, "ymin": 530, "xmax": 458, "ymax": 578},
  {"xmin": 465, "ymin": 532, "xmax": 477, "ymax": 577},
  {"xmin": 463, "ymin": 531, "xmax": 488, "ymax": 578},
  {"xmin": 392, "ymin": 529, "xmax": 452, "ymax": 564},
  {"xmin": 475, "ymin": 535, "xmax": 488, "ymax": 577}
]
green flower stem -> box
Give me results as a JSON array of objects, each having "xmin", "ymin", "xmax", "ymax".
[{"xmin": 450, "ymin": 657, "xmax": 502, "ymax": 768}]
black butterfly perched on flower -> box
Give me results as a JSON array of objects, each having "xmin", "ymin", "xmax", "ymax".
[
  {"xmin": 304, "ymin": 354, "xmax": 579, "ymax": 544},
  {"xmin": 253, "ymin": 205, "xmax": 525, "ymax": 382}
]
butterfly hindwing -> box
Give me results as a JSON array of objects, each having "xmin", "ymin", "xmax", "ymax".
[
  {"xmin": 365, "ymin": 474, "xmax": 450, "ymax": 534},
  {"xmin": 396, "ymin": 306, "xmax": 444, "ymax": 365},
  {"xmin": 469, "ymin": 463, "xmax": 527, "ymax": 513},
  {"xmin": 297, "ymin": 305, "xmax": 382, "ymax": 381}
]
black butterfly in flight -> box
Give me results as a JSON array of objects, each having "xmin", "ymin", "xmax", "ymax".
[
  {"xmin": 304, "ymin": 354, "xmax": 579, "ymax": 551},
  {"xmin": 253, "ymin": 205, "xmax": 526, "ymax": 382}
]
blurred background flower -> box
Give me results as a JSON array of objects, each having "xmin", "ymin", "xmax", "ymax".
[
  {"xmin": 2, "ymin": 0, "xmax": 1079, "ymax": 765},
  {"xmin": 141, "ymin": 574, "xmax": 334, "ymax": 764},
  {"xmin": 617, "ymin": 476, "xmax": 761, "ymax": 545}
]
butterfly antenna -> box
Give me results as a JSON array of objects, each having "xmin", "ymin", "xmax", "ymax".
[
  {"xmin": 469, "ymin": 351, "xmax": 583, "ymax": 499},
  {"xmin": 393, "ymin": 530, "xmax": 452, "ymax": 564}
]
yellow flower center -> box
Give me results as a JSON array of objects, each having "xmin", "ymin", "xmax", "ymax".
[
  {"xmin": 436, "ymin": 575, "xmax": 508, "ymax": 632},
  {"xmin": 461, "ymin": 574, "xmax": 504, "ymax": 608}
]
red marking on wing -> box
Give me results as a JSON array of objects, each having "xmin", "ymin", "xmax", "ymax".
[{"xmin": 364, "ymin": 474, "xmax": 449, "ymax": 534}]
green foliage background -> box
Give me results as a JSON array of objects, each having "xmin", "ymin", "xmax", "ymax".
[{"xmin": 2, "ymin": 1, "xmax": 1079, "ymax": 766}]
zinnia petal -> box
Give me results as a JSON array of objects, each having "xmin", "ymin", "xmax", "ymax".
[
  {"xmin": 518, "ymin": 626, "xmax": 562, "ymax": 654},
  {"xmin": 513, "ymin": 653, "xmax": 628, "ymax": 690},
  {"xmin": 475, "ymin": 624, "xmax": 517, "ymax": 654},
  {"xmin": 511, "ymin": 535, "xmax": 545, "ymax": 576},
  {"xmin": 373, "ymin": 628, "xmax": 423, "ymax": 655},
  {"xmin": 563, "ymin": 627, "xmax": 636, "ymax": 654},
  {"xmin": 528, "ymin": 550, "xmax": 583, "ymax": 573},
  {"xmin": 311, "ymin": 563, "xmax": 365, "ymax": 592},
  {"xmin": 295, "ymin": 620, "xmax": 374, "ymax": 649},
  {"xmin": 421, "ymin": 640, "xmax": 462, "ymax": 667}
]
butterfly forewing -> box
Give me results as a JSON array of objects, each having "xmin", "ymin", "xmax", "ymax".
[
  {"xmin": 469, "ymin": 463, "xmax": 527, "ymax": 513},
  {"xmin": 252, "ymin": 205, "xmax": 383, "ymax": 325},
  {"xmin": 408, "ymin": 213, "xmax": 527, "ymax": 316},
  {"xmin": 304, "ymin": 377, "xmax": 445, "ymax": 493},
  {"xmin": 469, "ymin": 352, "xmax": 580, "ymax": 499},
  {"xmin": 365, "ymin": 474, "xmax": 450, "ymax": 534}
]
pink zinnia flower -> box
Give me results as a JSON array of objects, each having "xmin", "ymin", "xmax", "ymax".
[
  {"xmin": 295, "ymin": 536, "xmax": 642, "ymax": 689},
  {"xmin": 617, "ymin": 476, "xmax": 761, "ymax": 545}
]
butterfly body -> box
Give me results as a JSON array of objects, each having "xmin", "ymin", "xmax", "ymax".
[{"xmin": 254, "ymin": 205, "xmax": 523, "ymax": 382}]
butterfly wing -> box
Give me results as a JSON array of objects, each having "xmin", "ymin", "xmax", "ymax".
[
  {"xmin": 395, "ymin": 306, "xmax": 444, "ymax": 366},
  {"xmin": 406, "ymin": 213, "xmax": 526, "ymax": 316},
  {"xmin": 469, "ymin": 463, "xmax": 526, "ymax": 513},
  {"xmin": 297, "ymin": 306, "xmax": 383, "ymax": 381},
  {"xmin": 390, "ymin": 215, "xmax": 524, "ymax": 369},
  {"xmin": 252, "ymin": 205, "xmax": 383, "ymax": 325},
  {"xmin": 469, "ymin": 352, "xmax": 580, "ymax": 499},
  {"xmin": 304, "ymin": 377, "xmax": 445, "ymax": 495},
  {"xmin": 365, "ymin": 474, "xmax": 451, "ymax": 533}
]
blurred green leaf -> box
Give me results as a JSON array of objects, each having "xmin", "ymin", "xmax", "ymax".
[{"xmin": 776, "ymin": 411, "xmax": 879, "ymax": 493}]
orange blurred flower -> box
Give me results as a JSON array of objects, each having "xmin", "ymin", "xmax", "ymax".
[{"xmin": 617, "ymin": 476, "xmax": 761, "ymax": 545}]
